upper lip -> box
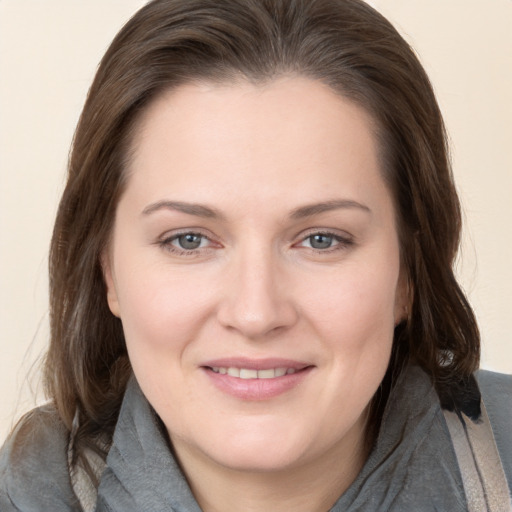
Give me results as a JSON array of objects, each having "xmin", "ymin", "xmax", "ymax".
[{"xmin": 201, "ymin": 358, "xmax": 312, "ymax": 371}]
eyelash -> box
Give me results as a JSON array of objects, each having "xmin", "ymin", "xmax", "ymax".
[
  {"xmin": 295, "ymin": 230, "xmax": 354, "ymax": 254},
  {"xmin": 158, "ymin": 230, "xmax": 216, "ymax": 257},
  {"xmin": 157, "ymin": 230, "xmax": 354, "ymax": 257}
]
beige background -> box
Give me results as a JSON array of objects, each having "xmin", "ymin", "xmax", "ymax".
[{"xmin": 1, "ymin": 0, "xmax": 511, "ymax": 443}]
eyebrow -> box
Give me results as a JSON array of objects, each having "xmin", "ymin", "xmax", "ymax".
[
  {"xmin": 141, "ymin": 200, "xmax": 225, "ymax": 219},
  {"xmin": 289, "ymin": 199, "xmax": 371, "ymax": 219},
  {"xmin": 141, "ymin": 198, "xmax": 371, "ymax": 220}
]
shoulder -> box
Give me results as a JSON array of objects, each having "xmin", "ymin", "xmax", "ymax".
[
  {"xmin": 476, "ymin": 369, "xmax": 512, "ymax": 491},
  {"xmin": 0, "ymin": 404, "xmax": 81, "ymax": 511}
]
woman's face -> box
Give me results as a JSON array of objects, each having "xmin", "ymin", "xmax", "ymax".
[{"xmin": 104, "ymin": 77, "xmax": 406, "ymax": 475}]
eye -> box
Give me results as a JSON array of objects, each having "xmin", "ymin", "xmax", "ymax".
[
  {"xmin": 305, "ymin": 233, "xmax": 337, "ymax": 250},
  {"xmin": 158, "ymin": 231, "xmax": 215, "ymax": 255},
  {"xmin": 295, "ymin": 231, "xmax": 354, "ymax": 253},
  {"xmin": 173, "ymin": 233, "xmax": 208, "ymax": 250}
]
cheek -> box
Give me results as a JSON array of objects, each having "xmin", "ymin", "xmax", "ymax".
[
  {"xmin": 115, "ymin": 269, "xmax": 211, "ymax": 408},
  {"xmin": 113, "ymin": 264, "xmax": 210, "ymax": 348},
  {"xmin": 302, "ymin": 263, "xmax": 398, "ymax": 407},
  {"xmin": 302, "ymin": 261, "xmax": 399, "ymax": 346}
]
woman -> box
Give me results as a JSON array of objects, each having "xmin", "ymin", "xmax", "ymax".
[{"xmin": 1, "ymin": 0, "xmax": 510, "ymax": 510}]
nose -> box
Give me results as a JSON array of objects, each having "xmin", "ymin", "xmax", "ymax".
[{"xmin": 216, "ymin": 246, "xmax": 298, "ymax": 339}]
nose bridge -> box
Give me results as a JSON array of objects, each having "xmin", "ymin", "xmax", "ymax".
[{"xmin": 218, "ymin": 238, "xmax": 296, "ymax": 338}]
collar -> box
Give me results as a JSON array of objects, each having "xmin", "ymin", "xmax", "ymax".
[{"xmin": 95, "ymin": 377, "xmax": 201, "ymax": 512}]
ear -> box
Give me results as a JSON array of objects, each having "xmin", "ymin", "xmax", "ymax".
[
  {"xmin": 394, "ymin": 271, "xmax": 412, "ymax": 326},
  {"xmin": 101, "ymin": 251, "xmax": 121, "ymax": 318}
]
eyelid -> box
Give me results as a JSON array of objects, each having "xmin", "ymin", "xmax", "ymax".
[
  {"xmin": 157, "ymin": 228, "xmax": 222, "ymax": 255},
  {"xmin": 171, "ymin": 233, "xmax": 210, "ymax": 249},
  {"xmin": 293, "ymin": 228, "xmax": 355, "ymax": 251},
  {"xmin": 294, "ymin": 227, "xmax": 354, "ymax": 242},
  {"xmin": 159, "ymin": 227, "xmax": 209, "ymax": 241},
  {"xmin": 156, "ymin": 227, "xmax": 354, "ymax": 256}
]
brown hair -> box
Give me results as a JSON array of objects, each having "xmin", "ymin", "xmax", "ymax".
[{"xmin": 45, "ymin": 0, "xmax": 479, "ymax": 463}]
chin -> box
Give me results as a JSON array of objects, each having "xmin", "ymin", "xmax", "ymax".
[
  {"xmin": 182, "ymin": 420, "xmax": 321, "ymax": 474},
  {"xmin": 168, "ymin": 419, "xmax": 306, "ymax": 473},
  {"xmin": 208, "ymin": 441, "xmax": 309, "ymax": 473}
]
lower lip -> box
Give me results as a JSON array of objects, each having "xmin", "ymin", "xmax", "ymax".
[{"xmin": 203, "ymin": 367, "xmax": 313, "ymax": 401}]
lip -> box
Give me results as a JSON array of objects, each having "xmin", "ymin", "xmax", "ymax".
[
  {"xmin": 201, "ymin": 358, "xmax": 314, "ymax": 401},
  {"xmin": 201, "ymin": 357, "xmax": 311, "ymax": 371}
]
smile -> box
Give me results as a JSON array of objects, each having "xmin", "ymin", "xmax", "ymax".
[
  {"xmin": 209, "ymin": 367, "xmax": 297, "ymax": 379},
  {"xmin": 202, "ymin": 360, "xmax": 314, "ymax": 400}
]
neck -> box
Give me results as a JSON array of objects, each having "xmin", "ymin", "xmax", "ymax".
[{"xmin": 171, "ymin": 417, "xmax": 370, "ymax": 512}]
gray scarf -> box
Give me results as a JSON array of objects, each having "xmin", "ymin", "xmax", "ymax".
[{"xmin": 95, "ymin": 366, "xmax": 468, "ymax": 511}]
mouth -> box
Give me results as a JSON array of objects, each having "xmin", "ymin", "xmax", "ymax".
[
  {"xmin": 208, "ymin": 366, "xmax": 301, "ymax": 379},
  {"xmin": 201, "ymin": 359, "xmax": 314, "ymax": 400}
]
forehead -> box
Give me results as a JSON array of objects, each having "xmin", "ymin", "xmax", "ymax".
[{"xmin": 123, "ymin": 76, "xmax": 391, "ymax": 219}]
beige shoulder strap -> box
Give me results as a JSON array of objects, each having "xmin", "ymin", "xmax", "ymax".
[
  {"xmin": 444, "ymin": 401, "xmax": 512, "ymax": 512},
  {"xmin": 67, "ymin": 412, "xmax": 106, "ymax": 512}
]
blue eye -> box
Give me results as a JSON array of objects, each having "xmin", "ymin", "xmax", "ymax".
[
  {"xmin": 173, "ymin": 233, "xmax": 206, "ymax": 250},
  {"xmin": 157, "ymin": 230, "xmax": 222, "ymax": 257},
  {"xmin": 158, "ymin": 232, "xmax": 212, "ymax": 254},
  {"xmin": 297, "ymin": 231, "xmax": 353, "ymax": 252},
  {"xmin": 308, "ymin": 234, "xmax": 335, "ymax": 249}
]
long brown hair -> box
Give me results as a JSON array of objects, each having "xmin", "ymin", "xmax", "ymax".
[{"xmin": 45, "ymin": 0, "xmax": 479, "ymax": 462}]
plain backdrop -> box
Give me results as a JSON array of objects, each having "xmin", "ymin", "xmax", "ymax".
[{"xmin": 1, "ymin": 0, "xmax": 511, "ymax": 443}]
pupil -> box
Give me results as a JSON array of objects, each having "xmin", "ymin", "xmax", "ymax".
[
  {"xmin": 179, "ymin": 234, "xmax": 202, "ymax": 250},
  {"xmin": 310, "ymin": 234, "xmax": 332, "ymax": 249}
]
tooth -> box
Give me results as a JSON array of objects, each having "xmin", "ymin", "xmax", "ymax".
[
  {"xmin": 227, "ymin": 367, "xmax": 240, "ymax": 377},
  {"xmin": 240, "ymin": 369, "xmax": 258, "ymax": 379},
  {"xmin": 257, "ymin": 369, "xmax": 276, "ymax": 379},
  {"xmin": 215, "ymin": 366, "xmax": 298, "ymax": 379}
]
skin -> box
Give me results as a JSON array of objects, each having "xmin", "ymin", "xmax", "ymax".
[{"xmin": 103, "ymin": 76, "xmax": 407, "ymax": 512}]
